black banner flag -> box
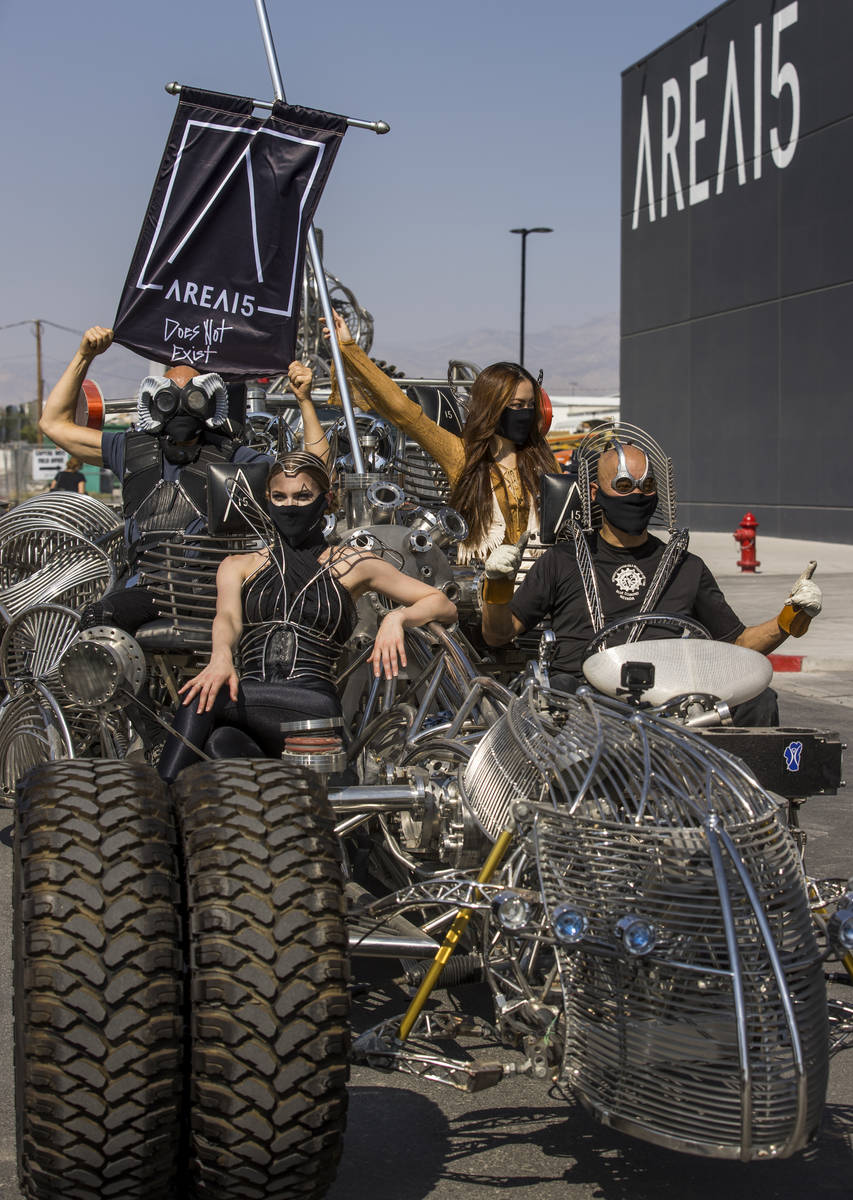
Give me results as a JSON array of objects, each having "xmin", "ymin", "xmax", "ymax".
[{"xmin": 113, "ymin": 87, "xmax": 347, "ymax": 376}]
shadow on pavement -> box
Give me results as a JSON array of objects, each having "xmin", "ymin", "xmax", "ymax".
[
  {"xmin": 441, "ymin": 1095, "xmax": 853, "ymax": 1198},
  {"xmin": 333, "ymin": 1079, "xmax": 853, "ymax": 1200},
  {"xmin": 327, "ymin": 1086, "xmax": 450, "ymax": 1200}
]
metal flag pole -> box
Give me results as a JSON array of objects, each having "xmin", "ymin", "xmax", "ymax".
[
  {"xmin": 252, "ymin": 0, "xmax": 366, "ymax": 473},
  {"xmin": 165, "ymin": 83, "xmax": 389, "ymax": 134}
]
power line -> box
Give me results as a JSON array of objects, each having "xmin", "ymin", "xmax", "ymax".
[
  {"xmin": 41, "ymin": 320, "xmax": 85, "ymax": 337},
  {"xmin": 0, "ymin": 319, "xmax": 83, "ymax": 337}
]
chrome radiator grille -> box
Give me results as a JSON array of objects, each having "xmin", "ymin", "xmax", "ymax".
[
  {"xmin": 536, "ymin": 810, "xmax": 826, "ymax": 1159},
  {"xmin": 137, "ymin": 534, "xmax": 261, "ymax": 624},
  {"xmin": 461, "ymin": 696, "xmax": 554, "ymax": 839},
  {"xmin": 464, "ymin": 687, "xmax": 828, "ymax": 1159}
]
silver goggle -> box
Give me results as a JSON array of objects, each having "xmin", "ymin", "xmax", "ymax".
[{"xmin": 607, "ymin": 439, "xmax": 656, "ymax": 495}]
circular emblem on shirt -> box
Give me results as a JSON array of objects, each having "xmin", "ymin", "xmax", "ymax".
[{"xmin": 612, "ymin": 562, "xmax": 646, "ymax": 600}]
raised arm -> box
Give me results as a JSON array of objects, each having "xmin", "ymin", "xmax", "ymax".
[
  {"xmin": 288, "ymin": 360, "xmax": 331, "ymax": 466},
  {"xmin": 39, "ymin": 326, "xmax": 112, "ymax": 465},
  {"xmin": 178, "ymin": 553, "xmax": 253, "ymax": 711},
  {"xmin": 324, "ymin": 311, "xmax": 465, "ymax": 483}
]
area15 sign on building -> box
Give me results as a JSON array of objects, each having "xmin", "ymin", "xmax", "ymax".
[{"xmin": 621, "ymin": 0, "xmax": 851, "ymax": 540}]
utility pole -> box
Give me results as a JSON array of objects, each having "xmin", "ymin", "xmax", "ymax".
[
  {"xmin": 34, "ymin": 319, "xmax": 44, "ymax": 445},
  {"xmin": 509, "ymin": 227, "xmax": 553, "ymax": 366}
]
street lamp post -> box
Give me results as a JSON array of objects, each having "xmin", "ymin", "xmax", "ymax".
[{"xmin": 510, "ymin": 227, "xmax": 553, "ymax": 367}]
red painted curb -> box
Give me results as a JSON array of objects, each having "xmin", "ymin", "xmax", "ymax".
[{"xmin": 769, "ymin": 654, "xmax": 804, "ymax": 672}]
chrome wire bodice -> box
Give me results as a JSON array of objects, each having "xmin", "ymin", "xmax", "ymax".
[{"xmin": 240, "ymin": 551, "xmax": 356, "ymax": 689}]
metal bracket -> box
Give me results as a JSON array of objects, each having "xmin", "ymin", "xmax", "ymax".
[{"xmin": 352, "ymin": 1013, "xmax": 527, "ymax": 1093}]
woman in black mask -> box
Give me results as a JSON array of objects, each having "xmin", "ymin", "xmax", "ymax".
[
  {"xmin": 157, "ymin": 452, "xmax": 457, "ymax": 781},
  {"xmin": 325, "ymin": 311, "xmax": 559, "ymax": 594}
]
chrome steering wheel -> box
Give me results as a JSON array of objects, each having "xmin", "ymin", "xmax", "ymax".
[{"xmin": 582, "ymin": 612, "xmax": 711, "ymax": 661}]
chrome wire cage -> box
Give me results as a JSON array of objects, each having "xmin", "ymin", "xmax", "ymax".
[
  {"xmin": 0, "ymin": 682, "xmax": 74, "ymax": 801},
  {"xmin": 463, "ymin": 686, "xmax": 828, "ymax": 1160},
  {"xmin": 0, "ymin": 492, "xmax": 123, "ymax": 573},
  {"xmin": 0, "ymin": 603, "xmax": 81, "ymax": 697},
  {"xmin": 0, "ymin": 491, "xmax": 120, "ymax": 541},
  {"xmin": 0, "ymin": 529, "xmax": 115, "ymax": 622},
  {"xmin": 393, "ymin": 436, "xmax": 451, "ymax": 508},
  {"xmin": 573, "ymin": 420, "xmax": 677, "ymax": 534},
  {"xmin": 0, "ymin": 493, "xmax": 123, "ymax": 621}
]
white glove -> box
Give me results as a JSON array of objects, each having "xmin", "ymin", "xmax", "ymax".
[
  {"xmin": 788, "ymin": 577, "xmax": 822, "ymax": 618},
  {"xmin": 484, "ymin": 533, "xmax": 529, "ymax": 580}
]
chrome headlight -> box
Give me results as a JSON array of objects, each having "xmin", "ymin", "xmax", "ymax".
[
  {"xmin": 615, "ymin": 914, "xmax": 657, "ymax": 956},
  {"xmin": 492, "ymin": 889, "xmax": 531, "ymax": 931},
  {"xmin": 827, "ymin": 904, "xmax": 853, "ymax": 954},
  {"xmin": 551, "ymin": 903, "xmax": 588, "ymax": 945}
]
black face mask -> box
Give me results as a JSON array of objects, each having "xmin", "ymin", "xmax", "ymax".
[
  {"xmin": 596, "ymin": 490, "xmax": 659, "ymax": 534},
  {"xmin": 266, "ymin": 492, "xmax": 328, "ymax": 548},
  {"xmin": 163, "ymin": 412, "xmax": 205, "ymax": 444},
  {"xmin": 498, "ymin": 408, "xmax": 535, "ymax": 447}
]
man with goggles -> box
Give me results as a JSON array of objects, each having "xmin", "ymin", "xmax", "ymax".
[
  {"xmin": 39, "ymin": 325, "xmax": 273, "ymax": 633},
  {"xmin": 480, "ymin": 430, "xmax": 823, "ymax": 726},
  {"xmin": 137, "ymin": 373, "xmax": 228, "ymax": 436}
]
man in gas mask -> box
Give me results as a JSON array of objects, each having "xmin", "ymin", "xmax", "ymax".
[
  {"xmin": 39, "ymin": 324, "xmax": 272, "ymax": 634},
  {"xmin": 480, "ymin": 424, "xmax": 822, "ymax": 725}
]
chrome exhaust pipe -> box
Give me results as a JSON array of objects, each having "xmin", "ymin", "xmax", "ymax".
[
  {"xmin": 365, "ymin": 480, "xmax": 406, "ymax": 524},
  {"xmin": 407, "ymin": 506, "xmax": 468, "ymax": 550}
]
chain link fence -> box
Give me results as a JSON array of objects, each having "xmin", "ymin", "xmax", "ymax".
[{"xmin": 0, "ymin": 445, "xmax": 117, "ymax": 509}]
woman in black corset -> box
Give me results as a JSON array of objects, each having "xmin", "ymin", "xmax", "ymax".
[{"xmin": 157, "ymin": 451, "xmax": 457, "ymax": 781}]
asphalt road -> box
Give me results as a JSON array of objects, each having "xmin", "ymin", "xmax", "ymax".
[
  {"xmin": 328, "ymin": 684, "xmax": 853, "ymax": 1200},
  {"xmin": 1, "ymin": 683, "xmax": 851, "ymax": 1199}
]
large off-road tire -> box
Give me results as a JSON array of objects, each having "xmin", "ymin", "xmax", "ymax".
[
  {"xmin": 14, "ymin": 759, "xmax": 184, "ymax": 1200},
  {"xmin": 173, "ymin": 759, "xmax": 350, "ymax": 1200}
]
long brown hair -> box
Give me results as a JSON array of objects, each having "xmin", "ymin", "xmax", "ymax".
[{"xmin": 449, "ymin": 362, "xmax": 559, "ymax": 545}]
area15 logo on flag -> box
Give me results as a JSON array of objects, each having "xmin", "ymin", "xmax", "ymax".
[{"xmin": 113, "ymin": 87, "xmax": 347, "ymax": 376}]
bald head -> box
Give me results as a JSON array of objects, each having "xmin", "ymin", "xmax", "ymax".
[
  {"xmin": 164, "ymin": 365, "xmax": 198, "ymax": 388},
  {"xmin": 596, "ymin": 443, "xmax": 653, "ymax": 495}
]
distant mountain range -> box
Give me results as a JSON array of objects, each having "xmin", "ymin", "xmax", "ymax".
[
  {"xmin": 0, "ymin": 312, "xmax": 619, "ymax": 409},
  {"xmin": 373, "ymin": 312, "xmax": 619, "ymax": 395}
]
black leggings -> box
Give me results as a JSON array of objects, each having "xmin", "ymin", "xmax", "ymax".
[
  {"xmin": 157, "ymin": 678, "xmax": 342, "ymax": 782},
  {"xmin": 81, "ymin": 586, "xmax": 161, "ymax": 633}
]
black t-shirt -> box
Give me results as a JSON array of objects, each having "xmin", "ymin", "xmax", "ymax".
[
  {"xmin": 53, "ymin": 470, "xmax": 85, "ymax": 492},
  {"xmin": 510, "ymin": 533, "xmax": 745, "ymax": 677}
]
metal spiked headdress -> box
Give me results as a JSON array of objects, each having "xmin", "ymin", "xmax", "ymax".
[{"xmin": 574, "ymin": 420, "xmax": 677, "ymax": 533}]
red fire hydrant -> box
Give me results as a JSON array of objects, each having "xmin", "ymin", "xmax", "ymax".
[{"xmin": 733, "ymin": 511, "xmax": 760, "ymax": 572}]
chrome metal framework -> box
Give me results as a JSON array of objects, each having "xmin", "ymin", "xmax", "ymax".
[{"xmin": 507, "ymin": 687, "xmax": 827, "ymax": 1160}]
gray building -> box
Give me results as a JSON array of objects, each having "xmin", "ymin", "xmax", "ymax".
[{"xmin": 621, "ymin": 0, "xmax": 851, "ymax": 541}]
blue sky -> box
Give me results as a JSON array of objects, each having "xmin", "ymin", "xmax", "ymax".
[{"xmin": 0, "ymin": 0, "xmax": 715, "ymax": 402}]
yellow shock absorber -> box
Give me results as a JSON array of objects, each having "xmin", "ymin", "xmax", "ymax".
[{"xmin": 399, "ymin": 829, "xmax": 513, "ymax": 1042}]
